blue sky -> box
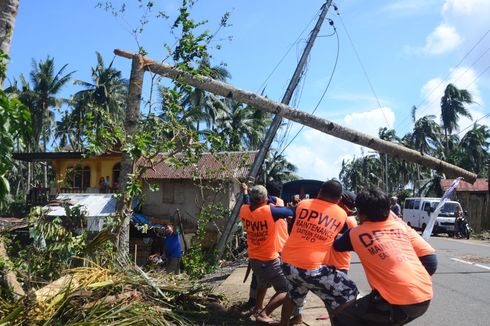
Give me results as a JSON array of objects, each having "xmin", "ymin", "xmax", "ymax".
[{"xmin": 6, "ymin": 0, "xmax": 490, "ymax": 180}]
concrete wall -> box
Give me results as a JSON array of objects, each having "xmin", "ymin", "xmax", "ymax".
[
  {"xmin": 141, "ymin": 179, "xmax": 238, "ymax": 234},
  {"xmin": 52, "ymin": 156, "xmax": 121, "ymax": 189},
  {"xmin": 455, "ymin": 192, "xmax": 489, "ymax": 233}
]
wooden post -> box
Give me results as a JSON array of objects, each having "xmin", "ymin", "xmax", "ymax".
[
  {"xmin": 113, "ymin": 49, "xmax": 477, "ymax": 184},
  {"xmin": 116, "ymin": 54, "xmax": 145, "ymax": 254}
]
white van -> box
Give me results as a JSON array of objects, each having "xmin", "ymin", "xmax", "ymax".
[{"xmin": 402, "ymin": 197, "xmax": 462, "ymax": 236}]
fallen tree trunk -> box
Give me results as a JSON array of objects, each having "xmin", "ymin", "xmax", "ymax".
[
  {"xmin": 0, "ymin": 239, "xmax": 25, "ymax": 300},
  {"xmin": 114, "ymin": 49, "xmax": 477, "ymax": 183}
]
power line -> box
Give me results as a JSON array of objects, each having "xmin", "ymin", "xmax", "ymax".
[
  {"xmin": 455, "ymin": 65, "xmax": 490, "ymax": 136},
  {"xmin": 278, "ymin": 23, "xmax": 340, "ymax": 156},
  {"xmin": 336, "ymin": 10, "xmax": 390, "ymax": 127},
  {"xmin": 399, "ymin": 46, "xmax": 490, "ymax": 131},
  {"xmin": 396, "ymin": 28, "xmax": 490, "ymax": 131},
  {"xmin": 255, "ymin": 8, "xmax": 322, "ymax": 94}
]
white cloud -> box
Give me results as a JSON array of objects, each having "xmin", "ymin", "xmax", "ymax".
[
  {"xmin": 421, "ymin": 24, "xmax": 462, "ymax": 55},
  {"xmin": 415, "ymin": 66, "xmax": 487, "ymax": 135},
  {"xmin": 284, "ymin": 107, "xmax": 396, "ymax": 180},
  {"xmin": 408, "ymin": 0, "xmax": 490, "ymax": 56}
]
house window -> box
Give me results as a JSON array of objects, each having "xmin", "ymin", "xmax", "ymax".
[
  {"xmin": 112, "ymin": 163, "xmax": 121, "ymax": 189},
  {"xmin": 66, "ymin": 165, "xmax": 91, "ymax": 190}
]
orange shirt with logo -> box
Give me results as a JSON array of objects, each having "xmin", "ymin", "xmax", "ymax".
[
  {"xmin": 282, "ymin": 199, "xmax": 346, "ymax": 270},
  {"xmin": 273, "ymin": 197, "xmax": 289, "ymax": 253},
  {"xmin": 390, "ymin": 212, "xmax": 435, "ymax": 257},
  {"xmin": 325, "ymin": 215, "xmax": 358, "ymax": 270},
  {"xmin": 349, "ymin": 218, "xmax": 433, "ymax": 305},
  {"xmin": 240, "ymin": 204, "xmax": 278, "ymax": 261}
]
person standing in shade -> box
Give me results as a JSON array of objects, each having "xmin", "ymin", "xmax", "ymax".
[
  {"xmin": 279, "ymin": 180, "xmax": 359, "ymax": 326},
  {"xmin": 333, "ymin": 188, "xmax": 437, "ymax": 326},
  {"xmin": 163, "ymin": 225, "xmax": 183, "ymax": 274},
  {"xmin": 240, "ymin": 185, "xmax": 294, "ymax": 324},
  {"xmin": 390, "ymin": 196, "xmax": 401, "ymax": 217}
]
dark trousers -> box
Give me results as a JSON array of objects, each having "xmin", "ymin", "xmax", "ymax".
[{"xmin": 334, "ymin": 291, "xmax": 430, "ymax": 326}]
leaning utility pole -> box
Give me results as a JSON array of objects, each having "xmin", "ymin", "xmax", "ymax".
[{"xmin": 215, "ymin": 0, "xmax": 333, "ymax": 260}]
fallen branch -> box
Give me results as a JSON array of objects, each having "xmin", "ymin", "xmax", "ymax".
[{"xmin": 0, "ymin": 239, "xmax": 25, "ymax": 300}]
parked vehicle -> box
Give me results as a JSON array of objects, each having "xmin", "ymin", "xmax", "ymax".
[{"xmin": 403, "ymin": 197, "xmax": 463, "ymax": 236}]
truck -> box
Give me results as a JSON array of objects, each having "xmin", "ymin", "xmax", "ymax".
[{"xmin": 402, "ymin": 197, "xmax": 463, "ymax": 236}]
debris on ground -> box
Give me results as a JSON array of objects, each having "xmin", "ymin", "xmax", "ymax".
[{"xmin": 0, "ymin": 255, "xmax": 232, "ymax": 325}]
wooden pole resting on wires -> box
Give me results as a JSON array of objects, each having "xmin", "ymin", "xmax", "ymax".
[{"xmin": 113, "ymin": 48, "xmax": 477, "ymax": 184}]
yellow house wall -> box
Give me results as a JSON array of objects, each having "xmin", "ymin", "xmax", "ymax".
[{"xmin": 52, "ymin": 156, "xmax": 121, "ymax": 189}]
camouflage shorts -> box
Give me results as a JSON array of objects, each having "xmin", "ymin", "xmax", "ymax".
[{"xmin": 281, "ymin": 263, "xmax": 358, "ymax": 310}]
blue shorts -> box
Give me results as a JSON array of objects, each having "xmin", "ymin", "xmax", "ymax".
[{"xmin": 282, "ymin": 263, "xmax": 358, "ymax": 310}]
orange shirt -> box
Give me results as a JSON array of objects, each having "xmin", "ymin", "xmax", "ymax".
[
  {"xmin": 390, "ymin": 212, "xmax": 435, "ymax": 257},
  {"xmin": 349, "ymin": 218, "xmax": 433, "ymax": 305},
  {"xmin": 282, "ymin": 199, "xmax": 346, "ymax": 270},
  {"xmin": 273, "ymin": 197, "xmax": 289, "ymax": 253},
  {"xmin": 240, "ymin": 204, "xmax": 278, "ymax": 261},
  {"xmin": 325, "ymin": 215, "xmax": 358, "ymax": 270}
]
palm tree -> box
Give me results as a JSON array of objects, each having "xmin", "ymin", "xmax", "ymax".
[
  {"xmin": 0, "ymin": 0, "xmax": 20, "ymax": 86},
  {"xmin": 440, "ymin": 84, "xmax": 473, "ymax": 155},
  {"xmin": 263, "ymin": 150, "xmax": 298, "ymax": 183},
  {"xmin": 459, "ymin": 124, "xmax": 490, "ymax": 176},
  {"xmin": 30, "ymin": 56, "xmax": 74, "ymax": 186},
  {"xmin": 72, "ymin": 52, "xmax": 128, "ymax": 136},
  {"xmin": 378, "ymin": 128, "xmax": 400, "ymax": 192},
  {"xmin": 181, "ymin": 57, "xmax": 230, "ymax": 131},
  {"xmin": 411, "ymin": 114, "xmax": 442, "ymax": 155},
  {"xmin": 215, "ymin": 100, "xmax": 265, "ymax": 151},
  {"xmin": 339, "ymin": 154, "xmax": 383, "ymax": 193}
]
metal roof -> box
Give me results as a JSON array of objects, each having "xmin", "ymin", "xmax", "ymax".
[
  {"xmin": 45, "ymin": 193, "xmax": 116, "ymax": 217},
  {"xmin": 440, "ymin": 178, "xmax": 488, "ymax": 192},
  {"xmin": 140, "ymin": 151, "xmax": 257, "ymax": 180}
]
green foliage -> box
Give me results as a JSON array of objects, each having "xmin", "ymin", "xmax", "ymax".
[
  {"xmin": 340, "ymin": 84, "xmax": 487, "ymax": 195},
  {"xmin": 0, "ymin": 53, "xmax": 32, "ymax": 204},
  {"xmin": 182, "ymin": 244, "xmax": 217, "ymax": 279},
  {"xmin": 8, "ymin": 207, "xmax": 87, "ymax": 283}
]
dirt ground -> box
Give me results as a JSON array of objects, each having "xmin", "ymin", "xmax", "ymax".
[{"xmin": 213, "ymin": 266, "xmax": 332, "ymax": 326}]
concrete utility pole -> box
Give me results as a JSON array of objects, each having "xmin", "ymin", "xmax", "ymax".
[{"xmin": 215, "ymin": 0, "xmax": 333, "ymax": 260}]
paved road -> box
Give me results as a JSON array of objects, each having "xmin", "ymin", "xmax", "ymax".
[{"xmin": 348, "ymin": 236, "xmax": 490, "ymax": 326}]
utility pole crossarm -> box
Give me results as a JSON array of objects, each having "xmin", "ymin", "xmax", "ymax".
[{"xmin": 113, "ymin": 48, "xmax": 477, "ymax": 184}]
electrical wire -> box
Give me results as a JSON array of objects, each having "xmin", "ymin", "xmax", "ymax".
[
  {"xmin": 395, "ymin": 28, "xmax": 490, "ymax": 131},
  {"xmin": 278, "ymin": 24, "xmax": 340, "ymax": 156},
  {"xmin": 336, "ymin": 11, "xmax": 390, "ymax": 127},
  {"xmin": 455, "ymin": 65, "xmax": 490, "ymax": 136},
  {"xmin": 255, "ymin": 8, "xmax": 322, "ymax": 94}
]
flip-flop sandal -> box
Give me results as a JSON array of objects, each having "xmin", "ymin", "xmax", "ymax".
[
  {"xmin": 316, "ymin": 313, "xmax": 330, "ymax": 320},
  {"xmin": 256, "ymin": 316, "xmax": 279, "ymax": 325}
]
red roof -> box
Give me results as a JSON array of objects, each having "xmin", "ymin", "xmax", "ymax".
[
  {"xmin": 139, "ymin": 151, "xmax": 257, "ymax": 180},
  {"xmin": 440, "ymin": 178, "xmax": 488, "ymax": 192}
]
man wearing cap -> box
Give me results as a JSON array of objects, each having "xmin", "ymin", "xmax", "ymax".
[
  {"xmin": 390, "ymin": 196, "xmax": 401, "ymax": 217},
  {"xmin": 240, "ymin": 185, "xmax": 294, "ymax": 324},
  {"xmin": 279, "ymin": 180, "xmax": 359, "ymax": 326}
]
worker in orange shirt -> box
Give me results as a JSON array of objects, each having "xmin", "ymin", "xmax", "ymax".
[
  {"xmin": 241, "ymin": 181, "xmax": 289, "ymax": 317},
  {"xmin": 279, "ymin": 180, "xmax": 359, "ymax": 326},
  {"xmin": 240, "ymin": 185, "xmax": 294, "ymax": 324},
  {"xmin": 333, "ymin": 188, "xmax": 437, "ymax": 326},
  {"xmin": 325, "ymin": 191, "xmax": 358, "ymax": 274}
]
